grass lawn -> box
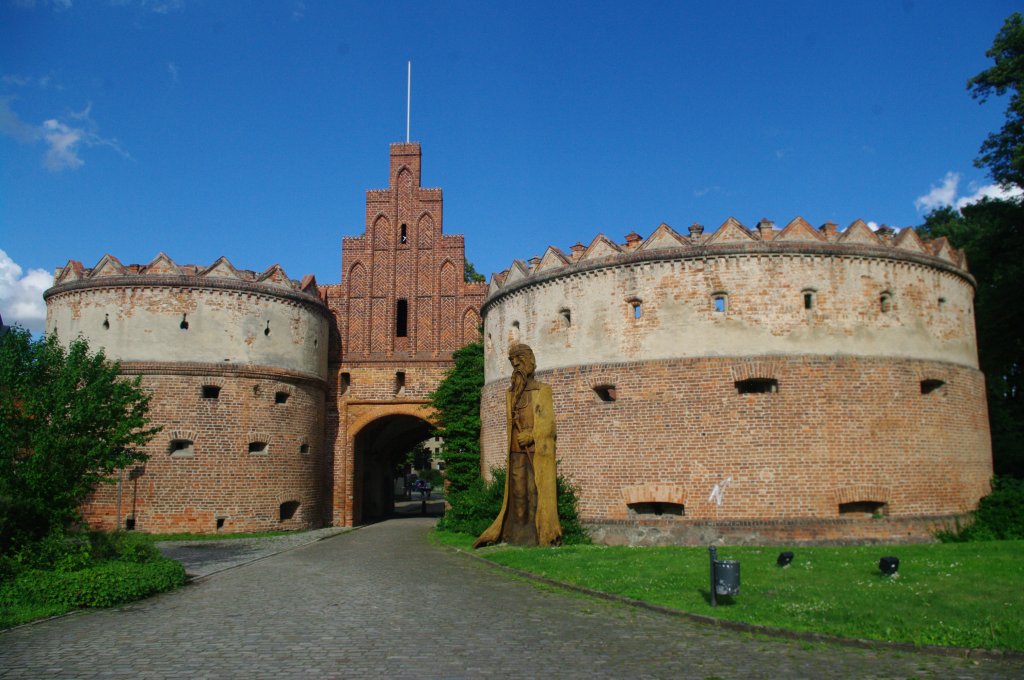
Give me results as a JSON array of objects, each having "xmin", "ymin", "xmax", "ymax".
[{"xmin": 434, "ymin": 531, "xmax": 1024, "ymax": 652}]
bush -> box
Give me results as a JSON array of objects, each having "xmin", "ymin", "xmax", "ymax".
[
  {"xmin": 439, "ymin": 467, "xmax": 590, "ymax": 544},
  {"xmin": 0, "ymin": 559, "xmax": 185, "ymax": 609},
  {"xmin": 938, "ymin": 476, "xmax": 1024, "ymax": 541}
]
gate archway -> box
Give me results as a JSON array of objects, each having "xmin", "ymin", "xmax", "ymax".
[{"xmin": 351, "ymin": 413, "xmax": 435, "ymax": 524}]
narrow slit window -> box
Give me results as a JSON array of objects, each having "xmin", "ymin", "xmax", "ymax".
[
  {"xmin": 275, "ymin": 391, "xmax": 289, "ymax": 404},
  {"xmin": 201, "ymin": 385, "xmax": 221, "ymax": 399},
  {"xmin": 839, "ymin": 501, "xmax": 886, "ymax": 517},
  {"xmin": 248, "ymin": 441, "xmax": 268, "ymax": 455},
  {"xmin": 713, "ymin": 294, "xmax": 728, "ymax": 313},
  {"xmin": 627, "ymin": 502, "xmax": 685, "ymax": 517},
  {"xmin": 400, "ymin": 223, "xmax": 408, "ymax": 243},
  {"xmin": 803, "ymin": 290, "xmax": 815, "ymax": 310},
  {"xmin": 180, "ymin": 313, "xmax": 189, "ymax": 330},
  {"xmin": 735, "ymin": 378, "xmax": 778, "ymax": 394},
  {"xmin": 102, "ymin": 313, "xmax": 110, "ymax": 330},
  {"xmin": 632, "ymin": 301, "xmax": 642, "ymax": 319},
  {"xmin": 938, "ymin": 297, "xmax": 946, "ymax": 309},
  {"xmin": 920, "ymin": 379, "xmax": 946, "ymax": 395},
  {"xmin": 559, "ymin": 308, "xmax": 571, "ymax": 327},
  {"xmin": 340, "ymin": 372, "xmax": 351, "ymax": 395},
  {"xmin": 264, "ymin": 320, "xmax": 271, "ymax": 336},
  {"xmin": 216, "ymin": 518, "xmax": 225, "ymax": 530},
  {"xmin": 880, "ymin": 292, "xmax": 893, "ymax": 313},
  {"xmin": 168, "ymin": 439, "xmax": 194, "ymax": 457},
  {"xmin": 396, "ymin": 299, "xmax": 408, "ymax": 337},
  {"xmin": 594, "ymin": 385, "xmax": 617, "ymax": 402},
  {"xmin": 279, "ymin": 500, "xmax": 300, "ymax": 521},
  {"xmin": 395, "ymin": 371, "xmax": 406, "ymax": 394}
]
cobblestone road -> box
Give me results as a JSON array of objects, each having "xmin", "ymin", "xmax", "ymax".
[{"xmin": 2, "ymin": 518, "xmax": 1022, "ymax": 679}]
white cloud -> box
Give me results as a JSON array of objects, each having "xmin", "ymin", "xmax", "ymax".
[
  {"xmin": 166, "ymin": 61, "xmax": 179, "ymax": 84},
  {"xmin": 954, "ymin": 182, "xmax": 1023, "ymax": 209},
  {"xmin": 0, "ymin": 97, "xmax": 130, "ymax": 172},
  {"xmin": 915, "ymin": 171, "xmax": 1023, "ymax": 212},
  {"xmin": 109, "ymin": 0, "xmax": 184, "ymax": 13},
  {"xmin": 0, "ymin": 249, "xmax": 52, "ymax": 333},
  {"xmin": 292, "ymin": 1, "xmax": 306, "ymax": 21},
  {"xmin": 914, "ymin": 172, "xmax": 960, "ymax": 212}
]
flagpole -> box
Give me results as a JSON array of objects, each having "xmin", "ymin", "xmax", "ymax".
[{"xmin": 406, "ymin": 61, "xmax": 411, "ymax": 143}]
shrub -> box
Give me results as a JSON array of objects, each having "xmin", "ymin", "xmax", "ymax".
[
  {"xmin": 938, "ymin": 476, "xmax": 1024, "ymax": 541},
  {"xmin": 0, "ymin": 559, "xmax": 186, "ymax": 609},
  {"xmin": 439, "ymin": 467, "xmax": 590, "ymax": 544}
]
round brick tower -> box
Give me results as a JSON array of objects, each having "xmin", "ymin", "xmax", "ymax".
[
  {"xmin": 480, "ymin": 218, "xmax": 993, "ymax": 545},
  {"xmin": 44, "ymin": 253, "xmax": 331, "ymax": 533}
]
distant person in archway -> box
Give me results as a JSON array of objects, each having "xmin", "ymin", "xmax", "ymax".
[{"xmin": 474, "ymin": 344, "xmax": 562, "ymax": 547}]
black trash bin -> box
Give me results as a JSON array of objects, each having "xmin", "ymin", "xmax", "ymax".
[
  {"xmin": 714, "ymin": 559, "xmax": 740, "ymax": 595},
  {"xmin": 709, "ymin": 545, "xmax": 740, "ymax": 606}
]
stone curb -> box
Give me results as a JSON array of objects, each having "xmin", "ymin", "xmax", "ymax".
[{"xmin": 445, "ymin": 544, "xmax": 1024, "ymax": 663}]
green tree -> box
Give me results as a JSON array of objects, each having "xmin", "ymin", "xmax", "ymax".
[
  {"xmin": 464, "ymin": 260, "xmax": 486, "ymax": 283},
  {"xmin": 968, "ymin": 12, "xmax": 1024, "ymax": 188},
  {"xmin": 0, "ymin": 328, "xmax": 159, "ymax": 553},
  {"xmin": 919, "ymin": 199, "xmax": 1024, "ymax": 476},
  {"xmin": 430, "ymin": 340, "xmax": 484, "ymax": 495}
]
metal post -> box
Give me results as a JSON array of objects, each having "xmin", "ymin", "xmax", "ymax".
[
  {"xmin": 116, "ymin": 468, "xmax": 124, "ymax": 531},
  {"xmin": 709, "ymin": 545, "xmax": 718, "ymax": 607}
]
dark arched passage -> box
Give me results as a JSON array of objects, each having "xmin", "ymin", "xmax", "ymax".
[{"xmin": 352, "ymin": 413, "xmax": 435, "ymax": 524}]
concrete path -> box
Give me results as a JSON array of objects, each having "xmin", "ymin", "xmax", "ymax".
[{"xmin": 2, "ymin": 518, "xmax": 1022, "ymax": 679}]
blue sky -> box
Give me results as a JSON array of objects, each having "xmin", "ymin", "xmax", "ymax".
[{"xmin": 1, "ymin": 0, "xmax": 1021, "ymax": 331}]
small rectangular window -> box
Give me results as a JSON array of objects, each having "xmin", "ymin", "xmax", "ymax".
[
  {"xmin": 594, "ymin": 385, "xmax": 617, "ymax": 402},
  {"xmin": 299, "ymin": 443, "xmax": 310, "ymax": 454},
  {"xmin": 920, "ymin": 379, "xmax": 945, "ymax": 395},
  {"xmin": 248, "ymin": 441, "xmax": 268, "ymax": 455},
  {"xmin": 275, "ymin": 391, "xmax": 289, "ymax": 404},
  {"xmin": 627, "ymin": 502, "xmax": 684, "ymax": 517},
  {"xmin": 803, "ymin": 292, "xmax": 814, "ymax": 310},
  {"xmin": 839, "ymin": 501, "xmax": 886, "ymax": 517},
  {"xmin": 396, "ymin": 299, "xmax": 408, "ymax": 337},
  {"xmin": 735, "ymin": 378, "xmax": 778, "ymax": 394},
  {"xmin": 713, "ymin": 295, "xmax": 727, "ymax": 313},
  {"xmin": 395, "ymin": 371, "xmax": 406, "ymax": 394},
  {"xmin": 340, "ymin": 372, "xmax": 351, "ymax": 395},
  {"xmin": 202, "ymin": 385, "xmax": 221, "ymax": 399},
  {"xmin": 169, "ymin": 439, "xmax": 194, "ymax": 457}
]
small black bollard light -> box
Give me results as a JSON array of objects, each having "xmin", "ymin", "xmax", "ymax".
[
  {"xmin": 709, "ymin": 545, "xmax": 740, "ymax": 606},
  {"xmin": 777, "ymin": 551, "xmax": 794, "ymax": 567},
  {"xmin": 879, "ymin": 556, "xmax": 900, "ymax": 576}
]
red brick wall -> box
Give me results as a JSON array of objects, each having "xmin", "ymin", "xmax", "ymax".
[
  {"xmin": 325, "ymin": 143, "xmax": 486, "ymax": 526},
  {"xmin": 82, "ymin": 368, "xmax": 326, "ymax": 534},
  {"xmin": 481, "ymin": 355, "xmax": 992, "ymax": 543}
]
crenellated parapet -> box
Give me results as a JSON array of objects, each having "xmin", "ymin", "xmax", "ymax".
[
  {"xmin": 47, "ymin": 252, "xmax": 325, "ymax": 307},
  {"xmin": 486, "ymin": 218, "xmax": 970, "ymax": 304},
  {"xmin": 44, "ymin": 252, "xmax": 330, "ymax": 380}
]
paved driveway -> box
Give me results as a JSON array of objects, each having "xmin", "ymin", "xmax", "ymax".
[{"xmin": 2, "ymin": 518, "xmax": 1021, "ymax": 679}]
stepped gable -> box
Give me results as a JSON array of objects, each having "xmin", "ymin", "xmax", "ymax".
[{"xmin": 486, "ymin": 216, "xmax": 971, "ymax": 293}]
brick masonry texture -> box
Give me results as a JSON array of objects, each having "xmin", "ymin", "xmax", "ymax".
[{"xmin": 481, "ymin": 355, "xmax": 991, "ymax": 543}]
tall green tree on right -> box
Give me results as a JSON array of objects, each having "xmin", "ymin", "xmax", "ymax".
[
  {"xmin": 919, "ymin": 12, "xmax": 1024, "ymax": 477},
  {"xmin": 968, "ymin": 12, "xmax": 1024, "ymax": 189}
]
